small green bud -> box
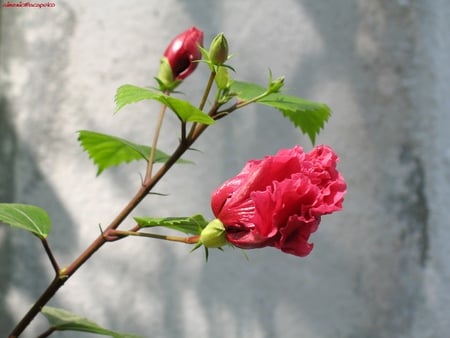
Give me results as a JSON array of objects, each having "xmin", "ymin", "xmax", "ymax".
[
  {"xmin": 209, "ymin": 33, "xmax": 229, "ymax": 66},
  {"xmin": 268, "ymin": 76, "xmax": 285, "ymax": 94},
  {"xmin": 199, "ymin": 219, "xmax": 227, "ymax": 248}
]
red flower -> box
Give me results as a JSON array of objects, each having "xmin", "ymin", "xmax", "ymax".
[
  {"xmin": 163, "ymin": 26, "xmax": 203, "ymax": 80},
  {"xmin": 211, "ymin": 145, "xmax": 346, "ymax": 257}
]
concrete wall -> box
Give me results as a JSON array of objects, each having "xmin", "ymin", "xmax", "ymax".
[{"xmin": 1, "ymin": 1, "xmax": 449, "ymax": 337}]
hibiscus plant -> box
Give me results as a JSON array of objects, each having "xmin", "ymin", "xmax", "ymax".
[{"xmin": 1, "ymin": 27, "xmax": 346, "ymax": 337}]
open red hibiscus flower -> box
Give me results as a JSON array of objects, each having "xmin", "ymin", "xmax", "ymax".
[{"xmin": 211, "ymin": 145, "xmax": 346, "ymax": 257}]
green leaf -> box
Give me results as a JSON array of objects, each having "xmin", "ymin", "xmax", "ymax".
[
  {"xmin": 115, "ymin": 84, "xmax": 215, "ymax": 125},
  {"xmin": 0, "ymin": 203, "xmax": 51, "ymax": 239},
  {"xmin": 78, "ymin": 130, "xmax": 192, "ymax": 175},
  {"xmin": 230, "ymin": 81, "xmax": 331, "ymax": 144},
  {"xmin": 42, "ymin": 306, "xmax": 143, "ymax": 338},
  {"xmin": 134, "ymin": 214, "xmax": 209, "ymax": 236},
  {"xmin": 230, "ymin": 80, "xmax": 268, "ymax": 100}
]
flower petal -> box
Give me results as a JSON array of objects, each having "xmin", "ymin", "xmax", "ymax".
[{"xmin": 210, "ymin": 144, "xmax": 346, "ymax": 257}]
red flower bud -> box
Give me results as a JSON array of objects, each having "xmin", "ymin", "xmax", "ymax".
[
  {"xmin": 211, "ymin": 145, "xmax": 347, "ymax": 257},
  {"xmin": 163, "ymin": 26, "xmax": 203, "ymax": 80}
]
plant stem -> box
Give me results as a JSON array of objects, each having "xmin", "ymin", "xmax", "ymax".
[
  {"xmin": 181, "ymin": 121, "xmax": 187, "ymax": 143},
  {"xmin": 41, "ymin": 238, "xmax": 59, "ymax": 273},
  {"xmin": 8, "ymin": 104, "xmax": 215, "ymax": 338},
  {"xmin": 217, "ymin": 89, "xmax": 272, "ymax": 116},
  {"xmin": 145, "ymin": 102, "xmax": 168, "ymax": 182},
  {"xmin": 199, "ymin": 71, "xmax": 216, "ymax": 111},
  {"xmin": 36, "ymin": 327, "xmax": 55, "ymax": 338},
  {"xmin": 8, "ymin": 276, "xmax": 63, "ymax": 338},
  {"xmin": 187, "ymin": 71, "xmax": 216, "ymax": 141},
  {"xmin": 109, "ymin": 229, "xmax": 199, "ymax": 244}
]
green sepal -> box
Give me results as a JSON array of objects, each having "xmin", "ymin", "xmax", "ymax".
[
  {"xmin": 198, "ymin": 45, "xmax": 212, "ymax": 69},
  {"xmin": 0, "ymin": 203, "xmax": 51, "ymax": 239},
  {"xmin": 215, "ymin": 66, "xmax": 231, "ymax": 90},
  {"xmin": 198, "ymin": 45, "xmax": 235, "ymax": 72},
  {"xmin": 41, "ymin": 306, "xmax": 143, "ymax": 338},
  {"xmin": 190, "ymin": 241, "xmax": 203, "ymax": 252},
  {"xmin": 78, "ymin": 130, "xmax": 192, "ymax": 176},
  {"xmin": 115, "ymin": 85, "xmax": 215, "ymax": 125},
  {"xmin": 155, "ymin": 56, "xmax": 182, "ymax": 92},
  {"xmin": 230, "ymin": 81, "xmax": 331, "ymax": 144},
  {"xmin": 199, "ymin": 219, "xmax": 227, "ymax": 248},
  {"xmin": 190, "ymin": 243, "xmax": 210, "ymax": 263},
  {"xmin": 154, "ymin": 76, "xmax": 181, "ymax": 93},
  {"xmin": 134, "ymin": 214, "xmax": 209, "ymax": 236}
]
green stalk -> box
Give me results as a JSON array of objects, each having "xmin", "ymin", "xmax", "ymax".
[
  {"xmin": 109, "ymin": 229, "xmax": 199, "ymax": 244},
  {"xmin": 8, "ymin": 99, "xmax": 220, "ymax": 338}
]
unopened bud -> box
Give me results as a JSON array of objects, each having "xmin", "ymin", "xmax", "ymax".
[
  {"xmin": 268, "ymin": 76, "xmax": 285, "ymax": 94},
  {"xmin": 156, "ymin": 26, "xmax": 203, "ymax": 91},
  {"xmin": 164, "ymin": 26, "xmax": 203, "ymax": 80},
  {"xmin": 209, "ymin": 33, "xmax": 229, "ymax": 66}
]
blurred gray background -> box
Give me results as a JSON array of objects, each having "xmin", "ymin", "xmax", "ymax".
[{"xmin": 1, "ymin": 1, "xmax": 449, "ymax": 337}]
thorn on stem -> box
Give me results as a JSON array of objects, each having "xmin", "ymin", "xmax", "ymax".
[{"xmin": 99, "ymin": 225, "xmax": 122, "ymax": 242}]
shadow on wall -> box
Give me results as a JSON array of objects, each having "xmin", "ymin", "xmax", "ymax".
[
  {"xmin": 0, "ymin": 2, "xmax": 80, "ymax": 333},
  {"xmin": 0, "ymin": 102, "xmax": 78, "ymax": 333},
  {"xmin": 0, "ymin": 97, "xmax": 16, "ymax": 333}
]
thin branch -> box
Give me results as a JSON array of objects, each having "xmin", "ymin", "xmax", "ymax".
[
  {"xmin": 8, "ymin": 276, "xmax": 62, "ymax": 338},
  {"xmin": 187, "ymin": 70, "xmax": 216, "ymax": 141},
  {"xmin": 233, "ymin": 90, "xmax": 271, "ymax": 109},
  {"xmin": 145, "ymin": 102, "xmax": 168, "ymax": 182},
  {"xmin": 109, "ymin": 229, "xmax": 199, "ymax": 244},
  {"xmin": 36, "ymin": 327, "xmax": 56, "ymax": 338},
  {"xmin": 40, "ymin": 238, "xmax": 59, "ymax": 274},
  {"xmin": 199, "ymin": 71, "xmax": 216, "ymax": 111},
  {"xmin": 181, "ymin": 121, "xmax": 187, "ymax": 143}
]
